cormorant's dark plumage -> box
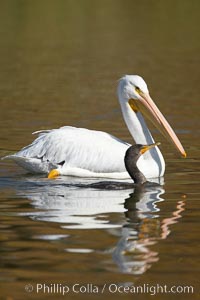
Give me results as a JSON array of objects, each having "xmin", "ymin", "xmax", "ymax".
[{"xmin": 124, "ymin": 144, "xmax": 147, "ymax": 184}]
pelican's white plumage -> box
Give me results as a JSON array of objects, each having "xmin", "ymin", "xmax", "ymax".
[
  {"xmin": 4, "ymin": 75, "xmax": 186, "ymax": 179},
  {"xmin": 11, "ymin": 127, "xmax": 130, "ymax": 177}
]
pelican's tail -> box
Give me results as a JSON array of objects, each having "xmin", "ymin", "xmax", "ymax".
[{"xmin": 2, "ymin": 154, "xmax": 50, "ymax": 174}]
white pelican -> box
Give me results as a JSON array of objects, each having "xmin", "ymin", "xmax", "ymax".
[{"xmin": 4, "ymin": 75, "xmax": 186, "ymax": 179}]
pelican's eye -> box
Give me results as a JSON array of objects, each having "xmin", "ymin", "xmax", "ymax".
[{"xmin": 135, "ymin": 86, "xmax": 140, "ymax": 93}]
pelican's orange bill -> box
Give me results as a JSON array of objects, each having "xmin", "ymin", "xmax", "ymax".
[{"xmin": 129, "ymin": 95, "xmax": 186, "ymax": 158}]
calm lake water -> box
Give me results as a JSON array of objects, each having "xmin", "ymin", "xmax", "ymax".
[{"xmin": 0, "ymin": 1, "xmax": 199, "ymax": 299}]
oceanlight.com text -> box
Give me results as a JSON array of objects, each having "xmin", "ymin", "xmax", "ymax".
[{"xmin": 24, "ymin": 282, "xmax": 194, "ymax": 296}]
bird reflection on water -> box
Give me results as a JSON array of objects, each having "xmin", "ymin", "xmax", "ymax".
[
  {"xmin": 16, "ymin": 177, "xmax": 185, "ymax": 275},
  {"xmin": 111, "ymin": 186, "xmax": 185, "ymax": 274}
]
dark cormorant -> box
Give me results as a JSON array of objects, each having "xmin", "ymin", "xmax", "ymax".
[{"xmin": 74, "ymin": 142, "xmax": 161, "ymax": 189}]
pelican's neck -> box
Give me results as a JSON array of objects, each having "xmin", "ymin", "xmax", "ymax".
[
  {"xmin": 119, "ymin": 97, "xmax": 154, "ymax": 145},
  {"xmin": 118, "ymin": 94, "xmax": 165, "ymax": 178}
]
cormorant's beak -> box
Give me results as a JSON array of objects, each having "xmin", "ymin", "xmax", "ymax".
[
  {"xmin": 140, "ymin": 142, "xmax": 161, "ymax": 155},
  {"xmin": 129, "ymin": 93, "xmax": 186, "ymax": 158}
]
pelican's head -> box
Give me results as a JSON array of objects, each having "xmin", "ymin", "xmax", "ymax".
[
  {"xmin": 118, "ymin": 75, "xmax": 149, "ymax": 101},
  {"xmin": 118, "ymin": 75, "xmax": 186, "ymax": 158}
]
